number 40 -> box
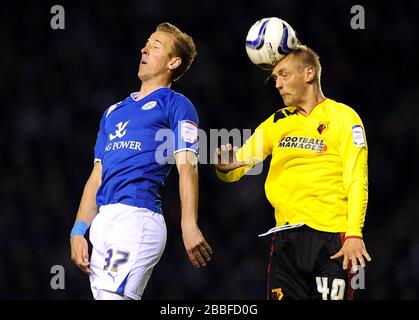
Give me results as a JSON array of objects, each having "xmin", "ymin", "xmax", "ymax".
[{"xmin": 316, "ymin": 277, "xmax": 346, "ymax": 300}]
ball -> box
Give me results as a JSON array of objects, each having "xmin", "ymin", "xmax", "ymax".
[{"xmin": 245, "ymin": 17, "xmax": 299, "ymax": 70}]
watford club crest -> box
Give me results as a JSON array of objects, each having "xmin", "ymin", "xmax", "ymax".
[
  {"xmin": 271, "ymin": 288, "xmax": 284, "ymax": 300},
  {"xmin": 317, "ymin": 122, "xmax": 329, "ymax": 134}
]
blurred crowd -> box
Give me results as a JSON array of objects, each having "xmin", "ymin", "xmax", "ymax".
[{"xmin": 1, "ymin": 0, "xmax": 419, "ymax": 299}]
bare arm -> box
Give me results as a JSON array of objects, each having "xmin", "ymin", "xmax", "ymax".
[
  {"xmin": 175, "ymin": 151, "xmax": 213, "ymax": 268},
  {"xmin": 74, "ymin": 162, "xmax": 102, "ymax": 223},
  {"xmin": 70, "ymin": 162, "xmax": 102, "ymax": 275}
]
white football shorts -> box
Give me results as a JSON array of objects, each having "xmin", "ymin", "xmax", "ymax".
[{"xmin": 88, "ymin": 203, "xmax": 167, "ymax": 300}]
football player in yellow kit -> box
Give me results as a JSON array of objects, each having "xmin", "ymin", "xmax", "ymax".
[{"xmin": 215, "ymin": 45, "xmax": 371, "ymax": 300}]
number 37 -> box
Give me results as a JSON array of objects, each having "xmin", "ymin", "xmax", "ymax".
[{"xmin": 103, "ymin": 249, "xmax": 130, "ymax": 272}]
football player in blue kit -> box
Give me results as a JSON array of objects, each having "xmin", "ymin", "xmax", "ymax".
[{"xmin": 70, "ymin": 22, "xmax": 213, "ymax": 300}]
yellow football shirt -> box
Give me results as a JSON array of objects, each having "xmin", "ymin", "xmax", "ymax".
[{"xmin": 216, "ymin": 98, "xmax": 368, "ymax": 237}]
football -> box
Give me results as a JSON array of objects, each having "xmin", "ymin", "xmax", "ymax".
[{"xmin": 245, "ymin": 17, "xmax": 299, "ymax": 70}]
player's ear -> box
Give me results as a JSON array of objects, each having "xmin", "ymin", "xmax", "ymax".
[
  {"xmin": 305, "ymin": 66, "xmax": 316, "ymax": 83},
  {"xmin": 168, "ymin": 57, "xmax": 181, "ymax": 71}
]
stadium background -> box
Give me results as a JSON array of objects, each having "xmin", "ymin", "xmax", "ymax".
[{"xmin": 1, "ymin": 0, "xmax": 418, "ymax": 299}]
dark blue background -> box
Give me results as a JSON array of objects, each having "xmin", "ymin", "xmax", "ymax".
[{"xmin": 1, "ymin": 0, "xmax": 418, "ymax": 299}]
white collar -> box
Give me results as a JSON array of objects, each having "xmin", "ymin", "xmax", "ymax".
[{"xmin": 130, "ymin": 86, "xmax": 170, "ymax": 101}]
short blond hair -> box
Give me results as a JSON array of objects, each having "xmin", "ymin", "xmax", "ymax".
[
  {"xmin": 288, "ymin": 45, "xmax": 322, "ymax": 84},
  {"xmin": 156, "ymin": 22, "xmax": 197, "ymax": 81}
]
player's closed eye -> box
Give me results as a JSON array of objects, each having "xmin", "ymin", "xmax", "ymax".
[{"xmin": 150, "ymin": 39, "xmax": 162, "ymax": 49}]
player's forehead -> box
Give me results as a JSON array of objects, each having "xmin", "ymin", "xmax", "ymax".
[
  {"xmin": 148, "ymin": 31, "xmax": 175, "ymax": 46},
  {"xmin": 272, "ymin": 54, "xmax": 297, "ymax": 75}
]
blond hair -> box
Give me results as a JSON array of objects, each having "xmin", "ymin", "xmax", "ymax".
[
  {"xmin": 288, "ymin": 45, "xmax": 322, "ymax": 84},
  {"xmin": 156, "ymin": 22, "xmax": 197, "ymax": 81}
]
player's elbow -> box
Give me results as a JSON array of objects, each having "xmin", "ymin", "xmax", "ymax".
[{"xmin": 178, "ymin": 162, "xmax": 198, "ymax": 178}]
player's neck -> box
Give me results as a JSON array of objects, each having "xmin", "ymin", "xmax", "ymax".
[
  {"xmin": 297, "ymin": 86, "xmax": 325, "ymax": 116},
  {"xmin": 138, "ymin": 78, "xmax": 171, "ymax": 100}
]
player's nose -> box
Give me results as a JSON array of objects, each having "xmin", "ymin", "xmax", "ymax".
[{"xmin": 140, "ymin": 46, "xmax": 149, "ymax": 56}]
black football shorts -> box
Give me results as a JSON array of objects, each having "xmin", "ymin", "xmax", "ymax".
[{"xmin": 267, "ymin": 225, "xmax": 356, "ymax": 300}]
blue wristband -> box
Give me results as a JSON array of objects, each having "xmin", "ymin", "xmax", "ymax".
[{"xmin": 70, "ymin": 221, "xmax": 89, "ymax": 239}]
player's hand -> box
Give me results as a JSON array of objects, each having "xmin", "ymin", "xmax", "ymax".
[
  {"xmin": 70, "ymin": 235, "xmax": 94, "ymax": 275},
  {"xmin": 214, "ymin": 143, "xmax": 251, "ymax": 173},
  {"xmin": 330, "ymin": 238, "xmax": 372, "ymax": 272},
  {"xmin": 182, "ymin": 224, "xmax": 213, "ymax": 268}
]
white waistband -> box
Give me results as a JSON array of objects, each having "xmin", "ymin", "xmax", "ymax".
[{"xmin": 258, "ymin": 222, "xmax": 305, "ymax": 237}]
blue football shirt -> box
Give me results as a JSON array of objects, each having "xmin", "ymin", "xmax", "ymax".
[{"xmin": 94, "ymin": 87, "xmax": 199, "ymax": 214}]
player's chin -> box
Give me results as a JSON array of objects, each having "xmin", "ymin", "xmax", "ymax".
[
  {"xmin": 281, "ymin": 96, "xmax": 291, "ymax": 106},
  {"xmin": 138, "ymin": 66, "xmax": 147, "ymax": 78}
]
